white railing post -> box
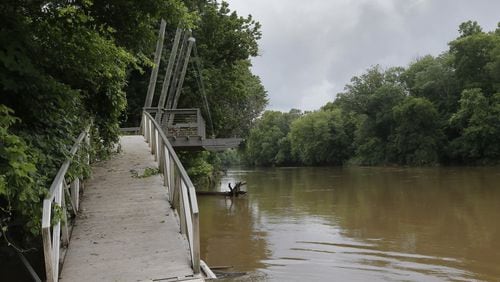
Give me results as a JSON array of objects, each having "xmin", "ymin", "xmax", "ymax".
[
  {"xmin": 71, "ymin": 178, "xmax": 80, "ymax": 212},
  {"xmin": 149, "ymin": 120, "xmax": 153, "ymax": 149},
  {"xmin": 61, "ymin": 182, "xmax": 70, "ymax": 247},
  {"xmin": 145, "ymin": 118, "xmax": 150, "ymax": 143},
  {"xmin": 154, "ymin": 129, "xmax": 159, "ymax": 160},
  {"xmin": 152, "ymin": 128, "xmax": 157, "ymax": 157},
  {"xmin": 153, "ymin": 129, "xmax": 157, "ymax": 159},
  {"xmin": 169, "ymin": 157, "xmax": 175, "ymax": 201},
  {"xmin": 85, "ymin": 129, "xmax": 90, "ymax": 166},
  {"xmin": 193, "ymin": 212, "xmax": 200, "ymax": 273},
  {"xmin": 42, "ymin": 200, "xmax": 54, "ymax": 282},
  {"xmin": 52, "ymin": 185, "xmax": 62, "ymax": 281},
  {"xmin": 178, "ymin": 179, "xmax": 186, "ymax": 235},
  {"xmin": 164, "ymin": 147, "xmax": 170, "ymax": 191}
]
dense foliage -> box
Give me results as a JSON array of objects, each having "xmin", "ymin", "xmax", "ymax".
[
  {"xmin": 0, "ymin": 0, "xmax": 194, "ymax": 250},
  {"xmin": 124, "ymin": 0, "xmax": 267, "ymax": 138},
  {"xmin": 244, "ymin": 110, "xmax": 301, "ymax": 166},
  {"xmin": 245, "ymin": 21, "xmax": 500, "ymax": 166},
  {"xmin": 1, "ymin": 0, "xmax": 267, "ymax": 252}
]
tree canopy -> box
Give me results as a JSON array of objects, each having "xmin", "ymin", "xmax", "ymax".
[{"xmin": 244, "ymin": 20, "xmax": 500, "ymax": 167}]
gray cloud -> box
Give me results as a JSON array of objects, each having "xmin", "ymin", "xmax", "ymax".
[{"xmin": 226, "ymin": 0, "xmax": 500, "ymax": 111}]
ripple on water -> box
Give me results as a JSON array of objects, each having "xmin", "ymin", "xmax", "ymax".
[{"xmin": 262, "ymin": 240, "xmax": 476, "ymax": 281}]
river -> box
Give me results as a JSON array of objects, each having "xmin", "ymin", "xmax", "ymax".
[{"xmin": 198, "ymin": 167, "xmax": 500, "ymax": 281}]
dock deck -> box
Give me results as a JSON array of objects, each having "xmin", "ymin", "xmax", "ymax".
[{"xmin": 59, "ymin": 136, "xmax": 201, "ymax": 281}]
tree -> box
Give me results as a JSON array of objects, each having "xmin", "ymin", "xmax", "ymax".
[
  {"xmin": 244, "ymin": 110, "xmax": 301, "ymax": 166},
  {"xmin": 486, "ymin": 34, "xmax": 500, "ymax": 94},
  {"xmin": 458, "ymin": 20, "xmax": 483, "ymax": 38},
  {"xmin": 180, "ymin": 1, "xmax": 266, "ymax": 137},
  {"xmin": 289, "ymin": 109, "xmax": 352, "ymax": 165},
  {"xmin": 448, "ymin": 89, "xmax": 500, "ymax": 163},
  {"xmin": 335, "ymin": 65, "xmax": 387, "ymax": 114},
  {"xmin": 389, "ymin": 97, "xmax": 443, "ymax": 165},
  {"xmin": 449, "ymin": 23, "xmax": 500, "ymax": 94},
  {"xmin": 336, "ymin": 66, "xmax": 406, "ymax": 165},
  {"xmin": 84, "ymin": 0, "xmax": 194, "ymax": 56},
  {"xmin": 182, "ymin": 60, "xmax": 267, "ymax": 137},
  {"xmin": 402, "ymin": 54, "xmax": 460, "ymax": 115},
  {"xmin": 186, "ymin": 1, "xmax": 261, "ymax": 67},
  {"xmin": 0, "ymin": 0, "xmax": 192, "ymax": 250}
]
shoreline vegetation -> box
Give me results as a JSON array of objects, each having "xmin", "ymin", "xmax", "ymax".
[{"xmin": 243, "ymin": 21, "xmax": 500, "ymax": 168}]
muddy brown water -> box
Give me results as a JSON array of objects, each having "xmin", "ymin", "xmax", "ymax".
[{"xmin": 199, "ymin": 167, "xmax": 500, "ymax": 281}]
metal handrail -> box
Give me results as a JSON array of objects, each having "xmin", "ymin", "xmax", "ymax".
[
  {"xmin": 41, "ymin": 127, "xmax": 90, "ymax": 282},
  {"xmin": 142, "ymin": 111, "xmax": 201, "ymax": 273}
]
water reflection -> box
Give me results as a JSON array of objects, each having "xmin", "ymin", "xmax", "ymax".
[
  {"xmin": 199, "ymin": 195, "xmax": 269, "ymax": 271},
  {"xmin": 199, "ymin": 167, "xmax": 500, "ymax": 281}
]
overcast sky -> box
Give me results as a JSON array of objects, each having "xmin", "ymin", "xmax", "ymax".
[{"xmin": 225, "ymin": 0, "xmax": 500, "ymax": 111}]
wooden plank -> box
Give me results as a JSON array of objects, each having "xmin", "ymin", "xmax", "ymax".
[
  {"xmin": 200, "ymin": 260, "xmax": 215, "ymax": 279},
  {"xmin": 60, "ymin": 136, "xmax": 195, "ymax": 282}
]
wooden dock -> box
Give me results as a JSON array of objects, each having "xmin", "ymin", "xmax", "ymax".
[{"xmin": 59, "ymin": 136, "xmax": 202, "ymax": 281}]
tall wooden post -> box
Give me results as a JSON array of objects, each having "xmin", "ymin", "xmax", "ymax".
[
  {"xmin": 144, "ymin": 19, "xmax": 167, "ymax": 108},
  {"xmin": 165, "ymin": 31, "xmax": 190, "ymax": 110},
  {"xmin": 171, "ymin": 37, "xmax": 196, "ymax": 110},
  {"xmin": 157, "ymin": 27, "xmax": 183, "ymax": 122}
]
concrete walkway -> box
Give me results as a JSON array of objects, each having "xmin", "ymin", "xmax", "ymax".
[{"xmin": 60, "ymin": 136, "xmax": 199, "ymax": 281}]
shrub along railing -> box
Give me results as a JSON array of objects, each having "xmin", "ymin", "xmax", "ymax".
[
  {"xmin": 142, "ymin": 111, "xmax": 201, "ymax": 274},
  {"xmin": 41, "ymin": 128, "xmax": 90, "ymax": 282}
]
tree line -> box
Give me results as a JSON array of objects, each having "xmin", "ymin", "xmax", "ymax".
[
  {"xmin": 244, "ymin": 21, "xmax": 500, "ymax": 167},
  {"xmin": 0, "ymin": 0, "xmax": 265, "ymax": 253}
]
